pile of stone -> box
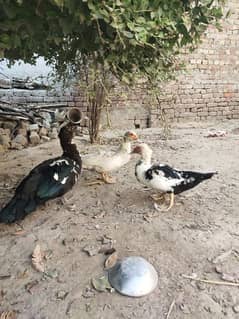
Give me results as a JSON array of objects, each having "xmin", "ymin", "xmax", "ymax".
[
  {"xmin": 0, "ymin": 120, "xmax": 59, "ymax": 152},
  {"xmin": 0, "ymin": 99, "xmax": 90, "ymax": 152},
  {"xmin": 0, "ymin": 102, "xmax": 69, "ymax": 152}
]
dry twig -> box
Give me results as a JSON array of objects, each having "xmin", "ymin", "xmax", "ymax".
[
  {"xmin": 166, "ymin": 299, "xmax": 176, "ymax": 319},
  {"xmin": 182, "ymin": 274, "xmax": 239, "ymax": 287}
]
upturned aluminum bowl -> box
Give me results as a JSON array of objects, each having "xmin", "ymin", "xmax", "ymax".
[{"xmin": 108, "ymin": 256, "xmax": 158, "ymax": 297}]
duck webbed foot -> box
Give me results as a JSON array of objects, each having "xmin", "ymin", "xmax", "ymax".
[
  {"xmin": 150, "ymin": 193, "xmax": 166, "ymax": 202},
  {"xmin": 153, "ymin": 193, "xmax": 174, "ymax": 212},
  {"xmin": 85, "ymin": 179, "xmax": 106, "ymax": 186},
  {"xmin": 165, "ymin": 192, "xmax": 174, "ymax": 211},
  {"xmin": 102, "ymin": 172, "xmax": 116, "ymax": 184},
  {"xmin": 85, "ymin": 172, "xmax": 116, "ymax": 186}
]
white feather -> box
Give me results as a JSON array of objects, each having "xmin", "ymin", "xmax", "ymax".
[
  {"xmin": 53, "ymin": 173, "xmax": 59, "ymax": 181},
  {"xmin": 61, "ymin": 177, "xmax": 69, "ymax": 184},
  {"xmin": 50, "ymin": 159, "xmax": 69, "ymax": 167}
]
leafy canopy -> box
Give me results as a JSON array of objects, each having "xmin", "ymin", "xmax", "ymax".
[{"xmin": 0, "ymin": 0, "xmax": 224, "ymax": 83}]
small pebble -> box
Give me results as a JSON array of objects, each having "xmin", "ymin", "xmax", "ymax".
[
  {"xmin": 56, "ymin": 290, "xmax": 68, "ymax": 300},
  {"xmin": 233, "ymin": 305, "xmax": 239, "ymax": 313},
  {"xmin": 179, "ymin": 303, "xmax": 191, "ymax": 314},
  {"xmin": 196, "ymin": 281, "xmax": 206, "ymax": 290}
]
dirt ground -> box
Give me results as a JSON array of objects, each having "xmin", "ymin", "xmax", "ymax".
[{"xmin": 0, "ymin": 120, "xmax": 239, "ymax": 319}]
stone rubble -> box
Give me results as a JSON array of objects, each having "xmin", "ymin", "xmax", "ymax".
[{"xmin": 0, "ymin": 115, "xmax": 61, "ymax": 152}]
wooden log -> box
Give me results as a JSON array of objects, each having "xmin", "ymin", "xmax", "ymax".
[{"xmin": 0, "ymin": 113, "xmax": 29, "ymax": 121}]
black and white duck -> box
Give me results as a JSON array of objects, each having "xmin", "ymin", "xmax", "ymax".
[
  {"xmin": 0, "ymin": 122, "xmax": 82, "ymax": 223},
  {"xmin": 132, "ymin": 143, "xmax": 217, "ymax": 211}
]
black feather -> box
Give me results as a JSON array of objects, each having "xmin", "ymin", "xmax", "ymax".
[
  {"xmin": 0, "ymin": 124, "xmax": 82, "ymax": 224},
  {"xmin": 151, "ymin": 164, "xmax": 181, "ymax": 179},
  {"xmin": 172, "ymin": 171, "xmax": 216, "ymax": 194},
  {"xmin": 0, "ymin": 156, "xmax": 81, "ymax": 223},
  {"xmin": 145, "ymin": 168, "xmax": 153, "ymax": 180}
]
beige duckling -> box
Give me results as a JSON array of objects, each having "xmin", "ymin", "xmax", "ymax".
[{"xmin": 83, "ymin": 131, "xmax": 138, "ymax": 185}]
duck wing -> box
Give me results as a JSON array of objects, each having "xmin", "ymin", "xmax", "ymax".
[
  {"xmin": 145, "ymin": 164, "xmax": 182, "ymax": 180},
  {"xmin": 144, "ymin": 164, "xmax": 216, "ymax": 195},
  {"xmin": 0, "ymin": 157, "xmax": 81, "ymax": 223},
  {"xmin": 172, "ymin": 170, "xmax": 216, "ymax": 194},
  {"xmin": 142, "ymin": 164, "xmax": 183, "ymax": 193}
]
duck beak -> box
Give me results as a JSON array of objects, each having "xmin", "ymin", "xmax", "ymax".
[{"xmin": 129, "ymin": 132, "xmax": 138, "ymax": 140}]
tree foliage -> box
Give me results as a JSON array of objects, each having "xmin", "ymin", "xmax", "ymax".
[
  {"xmin": 0, "ymin": 0, "xmax": 224, "ymax": 83},
  {"xmin": 0, "ymin": 0, "xmax": 225, "ymax": 142}
]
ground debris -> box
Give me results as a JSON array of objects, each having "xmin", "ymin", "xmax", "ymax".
[
  {"xmin": 0, "ymin": 290, "xmax": 7, "ymax": 304},
  {"xmin": 215, "ymin": 265, "xmax": 223, "ymax": 274},
  {"xmin": 104, "ymin": 252, "xmax": 118, "ymax": 269},
  {"xmin": 166, "ymin": 299, "xmax": 176, "ymax": 319},
  {"xmin": 205, "ymin": 130, "xmax": 227, "ymax": 138},
  {"xmin": 31, "ymin": 244, "xmax": 45, "ymax": 273},
  {"xmin": 0, "ymin": 275, "xmax": 11, "ymax": 280},
  {"xmin": 233, "ymin": 305, "xmax": 239, "ymax": 313},
  {"xmin": 82, "ymin": 245, "xmax": 100, "ymax": 257},
  {"xmin": 85, "ymin": 303, "xmax": 91, "ymax": 312},
  {"xmin": 221, "ymin": 273, "xmax": 239, "ymax": 283},
  {"xmin": 93, "ymin": 211, "xmax": 106, "ymax": 219},
  {"xmin": 182, "ymin": 274, "xmax": 239, "ymax": 287},
  {"xmin": 202, "ymin": 294, "xmax": 222, "ymax": 314},
  {"xmin": 179, "ymin": 303, "xmax": 191, "ymax": 314},
  {"xmin": 65, "ymin": 299, "xmax": 79, "ymax": 316},
  {"xmin": 91, "ymin": 275, "xmax": 114, "ymax": 293},
  {"xmin": 43, "ymin": 269, "xmax": 58, "ymax": 279},
  {"xmin": 196, "ymin": 281, "xmax": 206, "ymax": 290},
  {"xmin": 56, "ymin": 290, "xmax": 68, "ymax": 300},
  {"xmin": 0, "ymin": 311, "xmax": 17, "ymax": 319},
  {"xmin": 143, "ymin": 211, "xmax": 155, "ymax": 222},
  {"xmin": 66, "ymin": 204, "xmax": 76, "ymax": 212},
  {"xmin": 12, "ymin": 230, "xmax": 26, "ymax": 236},
  {"xmin": 43, "ymin": 249, "xmax": 53, "ymax": 260},
  {"xmin": 97, "ymin": 234, "xmax": 116, "ymax": 246},
  {"xmin": 212, "ymin": 249, "xmax": 232, "ymax": 264},
  {"xmin": 98, "ymin": 247, "xmax": 116, "ymax": 255},
  {"xmin": 82, "ymin": 287, "xmax": 95, "ymax": 299},
  {"xmin": 25, "ymin": 280, "xmax": 39, "ymax": 294},
  {"xmin": 16, "ymin": 269, "xmax": 28, "ymax": 280}
]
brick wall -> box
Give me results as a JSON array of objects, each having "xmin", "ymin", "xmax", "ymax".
[
  {"xmin": 0, "ymin": 85, "xmax": 90, "ymax": 119},
  {"xmin": 159, "ymin": 0, "xmax": 239, "ymax": 124},
  {"xmin": 0, "ymin": 87, "xmax": 73, "ymax": 107},
  {"xmin": 104, "ymin": 0, "xmax": 239, "ymax": 129}
]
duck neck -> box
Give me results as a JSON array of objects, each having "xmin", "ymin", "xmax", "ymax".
[
  {"xmin": 58, "ymin": 124, "xmax": 81, "ymax": 164},
  {"xmin": 121, "ymin": 140, "xmax": 131, "ymax": 153},
  {"xmin": 141, "ymin": 152, "xmax": 152, "ymax": 166}
]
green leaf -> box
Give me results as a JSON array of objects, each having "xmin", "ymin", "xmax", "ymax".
[
  {"xmin": 2, "ymin": 3, "xmax": 17, "ymax": 19},
  {"xmin": 0, "ymin": 0, "xmax": 224, "ymax": 85},
  {"xmin": 53, "ymin": 0, "xmax": 64, "ymax": 8},
  {"xmin": 122, "ymin": 30, "xmax": 133, "ymax": 38}
]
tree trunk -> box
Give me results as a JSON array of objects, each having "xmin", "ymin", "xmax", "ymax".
[{"xmin": 87, "ymin": 81, "xmax": 106, "ymax": 144}]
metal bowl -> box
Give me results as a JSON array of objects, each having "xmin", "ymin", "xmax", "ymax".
[{"xmin": 108, "ymin": 256, "xmax": 158, "ymax": 297}]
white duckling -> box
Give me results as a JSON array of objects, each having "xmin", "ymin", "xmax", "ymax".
[{"xmin": 83, "ymin": 131, "xmax": 138, "ymax": 185}]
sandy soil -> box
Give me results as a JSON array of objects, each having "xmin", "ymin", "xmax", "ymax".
[{"xmin": 0, "ymin": 120, "xmax": 239, "ymax": 319}]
